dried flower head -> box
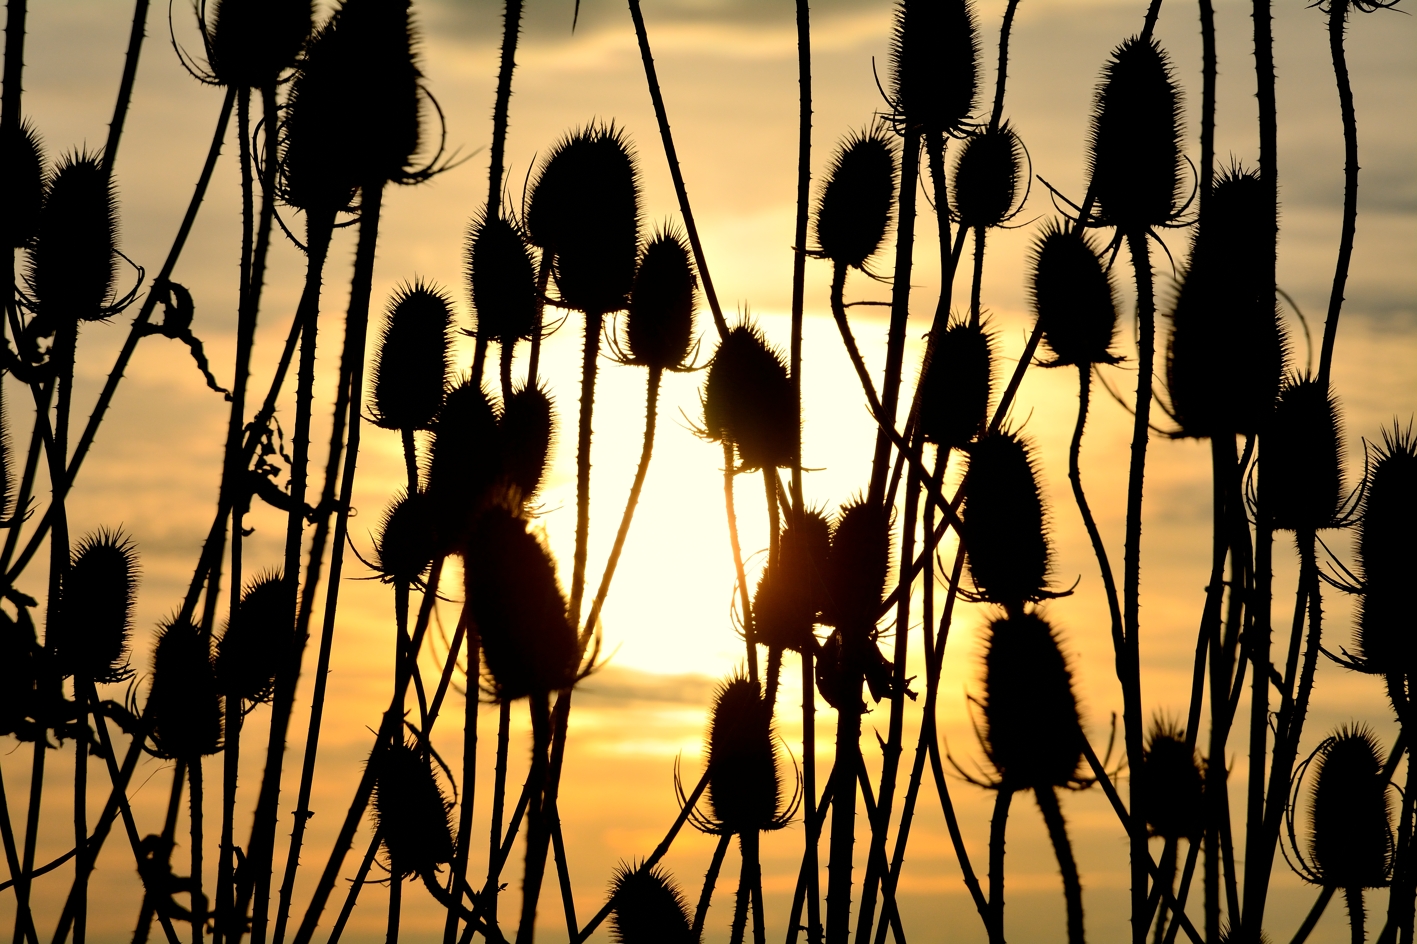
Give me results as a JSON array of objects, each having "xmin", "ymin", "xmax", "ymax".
[
  {"xmin": 499, "ymin": 382, "xmax": 557, "ymax": 505},
  {"xmin": 1143, "ymin": 718, "xmax": 1203, "ymax": 841},
  {"xmin": 702, "ymin": 322, "xmax": 796, "ymax": 472},
  {"xmin": 54, "ymin": 529, "xmax": 138, "ymax": 684},
  {"xmin": 1, "ymin": 120, "xmax": 45, "ymax": 249},
  {"xmin": 26, "ymin": 150, "xmax": 118, "ymax": 327},
  {"xmin": 215, "ymin": 572, "xmax": 291, "ymax": 704},
  {"xmin": 428, "ymin": 379, "xmax": 502, "ymax": 549},
  {"xmin": 624, "ymin": 229, "xmax": 698, "ymax": 371},
  {"xmin": 207, "ymin": 0, "xmax": 313, "ymax": 88},
  {"xmin": 961, "ymin": 429, "xmax": 1052, "ymax": 609},
  {"xmin": 918, "ymin": 319, "xmax": 993, "ymax": 451},
  {"xmin": 704, "ymin": 675, "xmax": 790, "ymax": 834},
  {"xmin": 374, "ymin": 739, "xmax": 455, "ymax": 881},
  {"xmin": 1293, "ymin": 726, "xmax": 1393, "ymax": 890},
  {"xmin": 820, "ymin": 498, "xmax": 890, "ymax": 631},
  {"xmin": 0, "ymin": 608, "xmax": 38, "ymax": 737},
  {"xmin": 374, "ymin": 490, "xmax": 438, "ymax": 585},
  {"xmin": 981, "ymin": 611, "xmax": 1083, "ymax": 790},
  {"xmin": 950, "ymin": 123, "xmax": 1025, "ymax": 230},
  {"xmin": 1267, "ymin": 376, "xmax": 1346, "ymax": 533},
  {"xmin": 888, "ymin": 0, "xmax": 979, "ymax": 136},
  {"xmin": 1028, "ymin": 220, "xmax": 1119, "ymax": 367},
  {"xmin": 753, "ymin": 508, "xmax": 832, "ymax": 653},
  {"xmin": 467, "ymin": 212, "xmax": 538, "ymax": 345},
  {"xmin": 148, "ymin": 617, "xmax": 222, "ymax": 760},
  {"xmin": 608, "ymin": 863, "xmax": 695, "ymax": 944},
  {"xmin": 813, "ymin": 129, "xmax": 898, "ymax": 271},
  {"xmin": 1353, "ymin": 424, "xmax": 1417, "ymax": 678},
  {"xmin": 371, "ymin": 280, "xmax": 452, "ymax": 432}
]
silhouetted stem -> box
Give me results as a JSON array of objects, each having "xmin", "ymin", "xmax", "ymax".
[
  {"xmin": 73, "ymin": 686, "xmax": 87, "ymax": 944},
  {"xmin": 1198, "ymin": 0, "xmax": 1216, "ymax": 200},
  {"xmin": 829, "ymin": 263, "xmax": 883, "ymax": 417},
  {"xmin": 1185, "ymin": 438, "xmax": 1231, "ymax": 754},
  {"xmin": 723, "ymin": 441, "xmax": 757, "ymax": 683},
  {"xmin": 12, "ymin": 728, "xmax": 44, "ymax": 944},
  {"xmin": 1036, "ymin": 787, "xmax": 1084, "ymax": 944},
  {"xmin": 488, "ymin": 699, "xmax": 513, "ymax": 929},
  {"xmin": 968, "ymin": 228, "xmax": 985, "ymax": 327},
  {"xmin": 191, "ymin": 759, "xmax": 205, "ymax": 944},
  {"xmin": 517, "ymin": 693, "xmax": 554, "ymax": 944},
  {"xmin": 1161, "ymin": 840, "xmax": 1202, "ymax": 944},
  {"xmin": 472, "ymin": 335, "xmax": 489, "ymax": 388},
  {"xmin": 0, "ymin": 0, "xmax": 27, "ymax": 136},
  {"xmin": 1347, "ymin": 888, "xmax": 1365, "ymax": 944},
  {"xmin": 626, "ymin": 0, "xmax": 726, "ymax": 338},
  {"xmin": 1150, "ymin": 839, "xmax": 1177, "ymax": 944},
  {"xmin": 551, "ymin": 811, "xmax": 578, "ymax": 939},
  {"xmin": 1288, "ymin": 887, "xmax": 1335, "ymax": 944},
  {"xmin": 1318, "ymin": 0, "xmax": 1357, "ymax": 388},
  {"xmin": 987, "ymin": 788, "xmax": 1013, "ymax": 944},
  {"xmin": 802, "ymin": 646, "xmax": 821, "ymax": 944},
  {"xmin": 825, "ymin": 682, "xmax": 862, "ymax": 944},
  {"xmin": 133, "ymin": 760, "xmax": 187, "ymax": 944},
  {"xmin": 487, "ymin": 0, "xmax": 523, "ymax": 211},
  {"xmin": 326, "ymin": 832, "xmax": 379, "ymax": 944},
  {"xmin": 731, "ymin": 843, "xmax": 751, "ymax": 944},
  {"xmin": 387, "ymin": 874, "xmax": 403, "ymax": 944},
  {"xmin": 582, "ymin": 367, "xmax": 661, "ymax": 636},
  {"xmin": 788, "ymin": 0, "xmax": 810, "ymax": 508},
  {"xmin": 694, "ymin": 834, "xmax": 731, "ymax": 941},
  {"xmin": 527, "ymin": 255, "xmax": 551, "ymax": 385},
  {"xmin": 0, "ymin": 762, "xmax": 36, "ymax": 944},
  {"xmin": 101, "ymin": 0, "xmax": 149, "ymax": 179},
  {"xmin": 745, "ymin": 830, "xmax": 767, "ymax": 944},
  {"xmin": 445, "ymin": 628, "xmax": 481, "ymax": 944},
  {"xmin": 568, "ymin": 310, "xmax": 602, "ymax": 628}
]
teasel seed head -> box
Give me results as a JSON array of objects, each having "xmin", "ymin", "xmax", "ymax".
[
  {"xmin": 374, "ymin": 490, "xmax": 438, "ymax": 585},
  {"xmin": 706, "ymin": 675, "xmax": 784, "ymax": 834},
  {"xmin": 527, "ymin": 122, "xmax": 641, "ymax": 317},
  {"xmin": 1167, "ymin": 167, "xmax": 1287, "ymax": 438},
  {"xmin": 462, "ymin": 508, "xmax": 579, "ymax": 701},
  {"xmin": 949, "ymin": 123, "xmax": 1024, "ymax": 231},
  {"xmin": 752, "ymin": 508, "xmax": 832, "ymax": 653},
  {"xmin": 0, "ymin": 608, "xmax": 37, "ymax": 737},
  {"xmin": 608, "ymin": 862, "xmax": 696, "ymax": 944},
  {"xmin": 820, "ymin": 498, "xmax": 890, "ymax": 632},
  {"xmin": 1143, "ymin": 719, "xmax": 1203, "ymax": 841},
  {"xmin": 1028, "ymin": 220, "xmax": 1120, "ymax": 367},
  {"xmin": 499, "ymin": 383, "xmax": 556, "ymax": 506},
  {"xmin": 1302, "ymin": 726, "xmax": 1393, "ymax": 889},
  {"xmin": 54, "ymin": 529, "xmax": 138, "ymax": 684},
  {"xmin": 371, "ymin": 280, "xmax": 452, "ymax": 432},
  {"xmin": 1266, "ymin": 376, "xmax": 1346, "ymax": 533},
  {"xmin": 207, "ymin": 0, "xmax": 313, "ymax": 89},
  {"xmin": 918, "ymin": 319, "xmax": 993, "ymax": 451},
  {"xmin": 624, "ymin": 229, "xmax": 698, "ymax": 371},
  {"xmin": 702, "ymin": 322, "xmax": 796, "ymax": 472},
  {"xmin": 282, "ymin": 0, "xmax": 422, "ymax": 209},
  {"xmin": 1, "ymin": 120, "xmax": 45, "ymax": 249},
  {"xmin": 374, "ymin": 739, "xmax": 455, "ymax": 881},
  {"xmin": 888, "ymin": 0, "xmax": 980, "ymax": 136},
  {"xmin": 981, "ymin": 611, "xmax": 1083, "ymax": 790},
  {"xmin": 215, "ymin": 572, "xmax": 291, "ymax": 704},
  {"xmin": 148, "ymin": 617, "xmax": 223, "ymax": 760},
  {"xmin": 427, "ymin": 379, "xmax": 502, "ymax": 549},
  {"xmin": 1353, "ymin": 425, "xmax": 1417, "ymax": 678},
  {"xmin": 960, "ymin": 429, "xmax": 1052, "ymax": 609},
  {"xmin": 26, "ymin": 150, "xmax": 118, "ymax": 327},
  {"xmin": 467, "ymin": 212, "xmax": 538, "ymax": 346},
  {"xmin": 813, "ymin": 129, "xmax": 897, "ymax": 271},
  {"xmin": 1087, "ymin": 36, "xmax": 1183, "ymax": 234}
]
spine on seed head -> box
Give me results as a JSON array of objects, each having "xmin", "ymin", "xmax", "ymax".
[
  {"xmin": 371, "ymin": 280, "xmax": 453, "ymax": 433},
  {"xmin": 25, "ymin": 151, "xmax": 118, "ymax": 330},
  {"xmin": 706, "ymin": 675, "xmax": 784, "ymax": 834},
  {"xmin": 207, "ymin": 0, "xmax": 313, "ymax": 89},
  {"xmin": 1142, "ymin": 718, "xmax": 1204, "ymax": 841},
  {"xmin": 215, "ymin": 572, "xmax": 291, "ymax": 704},
  {"xmin": 702, "ymin": 321, "xmax": 797, "ymax": 472},
  {"xmin": 960, "ymin": 429, "xmax": 1052, "ymax": 609},
  {"xmin": 919, "ymin": 319, "xmax": 993, "ymax": 451},
  {"xmin": 1028, "ymin": 220, "xmax": 1119, "ymax": 367},
  {"xmin": 608, "ymin": 862, "xmax": 696, "ymax": 944},
  {"xmin": 950, "ymin": 123, "xmax": 1025, "ymax": 231},
  {"xmin": 1, "ymin": 120, "xmax": 45, "ymax": 249},
  {"xmin": 981, "ymin": 611, "xmax": 1083, "ymax": 790},
  {"xmin": 374, "ymin": 739, "xmax": 456, "ymax": 881},
  {"xmin": 1302, "ymin": 726, "xmax": 1394, "ymax": 890},
  {"xmin": 752, "ymin": 508, "xmax": 832, "ymax": 654},
  {"xmin": 888, "ymin": 0, "xmax": 980, "ymax": 136},
  {"xmin": 1351, "ymin": 425, "xmax": 1416, "ymax": 679},
  {"xmin": 54, "ymin": 529, "xmax": 139, "ymax": 684},
  {"xmin": 467, "ymin": 211, "xmax": 539, "ymax": 345},
  {"xmin": 625, "ymin": 228, "xmax": 698, "ymax": 371},
  {"xmin": 148, "ymin": 616, "xmax": 223, "ymax": 760},
  {"xmin": 1266, "ymin": 376, "xmax": 1346, "ymax": 533},
  {"xmin": 813, "ymin": 129, "xmax": 898, "ymax": 272}
]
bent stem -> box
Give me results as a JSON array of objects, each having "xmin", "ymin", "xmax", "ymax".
[
  {"xmin": 1036, "ymin": 786, "xmax": 1084, "ymax": 944},
  {"xmin": 722, "ymin": 442, "xmax": 757, "ymax": 684},
  {"xmin": 1317, "ymin": 0, "xmax": 1356, "ymax": 387},
  {"xmin": 694, "ymin": 833, "xmax": 732, "ymax": 941},
  {"xmin": 988, "ymin": 788, "xmax": 1014, "ymax": 944}
]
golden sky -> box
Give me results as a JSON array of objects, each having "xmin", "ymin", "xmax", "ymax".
[{"xmin": 3, "ymin": 0, "xmax": 1415, "ymax": 941}]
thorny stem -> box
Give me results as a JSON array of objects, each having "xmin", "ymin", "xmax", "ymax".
[
  {"xmin": 1122, "ymin": 229, "xmax": 1155, "ymax": 944},
  {"xmin": 731, "ymin": 840, "xmax": 751, "ymax": 944},
  {"xmin": 1160, "ymin": 839, "xmax": 1202, "ymax": 944},
  {"xmin": 800, "ymin": 647, "xmax": 821, "ymax": 944},
  {"xmin": 101, "ymin": 0, "xmax": 149, "ymax": 179},
  {"xmin": 969, "ymin": 228, "xmax": 985, "ymax": 327},
  {"xmin": 990, "ymin": 0, "xmax": 1023, "ymax": 131},
  {"xmin": 987, "ymin": 788, "xmax": 1013, "ymax": 944},
  {"xmin": 1198, "ymin": 0, "xmax": 1216, "ymax": 201},
  {"xmin": 582, "ymin": 367, "xmax": 662, "ymax": 637},
  {"xmin": 487, "ymin": 0, "xmax": 523, "ymax": 212},
  {"xmin": 763, "ymin": 469, "xmax": 781, "ymax": 709},
  {"xmin": 73, "ymin": 688, "xmax": 87, "ymax": 944},
  {"xmin": 13, "ymin": 695, "xmax": 44, "ymax": 944},
  {"xmin": 695, "ymin": 833, "xmax": 732, "ymax": 942},
  {"xmin": 1036, "ymin": 787, "xmax": 1085, "ymax": 944},
  {"xmin": 191, "ymin": 758, "xmax": 205, "ymax": 944},
  {"xmin": 1213, "ymin": 440, "xmax": 1245, "ymax": 942},
  {"xmin": 1, "ymin": 0, "xmax": 27, "ymax": 136},
  {"xmin": 0, "ymin": 763, "xmax": 37, "ymax": 944},
  {"xmin": 826, "ymin": 675, "xmax": 863, "ymax": 944},
  {"xmin": 517, "ymin": 693, "xmax": 554, "ymax": 944},
  {"xmin": 1289, "ymin": 887, "xmax": 1335, "ymax": 944},
  {"xmin": 326, "ymin": 832, "xmax": 379, "ymax": 944},
  {"xmin": 568, "ymin": 310, "xmax": 603, "ymax": 630},
  {"xmin": 1318, "ymin": 0, "xmax": 1357, "ymax": 389},
  {"xmin": 626, "ymin": 0, "xmax": 726, "ymax": 338},
  {"xmin": 444, "ymin": 628, "xmax": 481, "ymax": 944},
  {"xmin": 527, "ymin": 254, "xmax": 551, "ymax": 385},
  {"xmin": 1347, "ymin": 888, "xmax": 1366, "ymax": 944},
  {"xmin": 551, "ymin": 812, "xmax": 578, "ymax": 940},
  {"xmin": 723, "ymin": 441, "xmax": 757, "ymax": 684},
  {"xmin": 488, "ymin": 700, "xmax": 513, "ymax": 930},
  {"xmin": 789, "ymin": 0, "xmax": 811, "ymax": 511}
]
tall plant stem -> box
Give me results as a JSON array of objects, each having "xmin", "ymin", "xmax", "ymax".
[
  {"xmin": 101, "ymin": 0, "xmax": 149, "ymax": 178},
  {"xmin": 731, "ymin": 839, "xmax": 751, "ymax": 944},
  {"xmin": 73, "ymin": 686, "xmax": 88, "ymax": 944},
  {"xmin": 0, "ymin": 762, "xmax": 37, "ymax": 944},
  {"xmin": 241, "ymin": 199, "xmax": 334, "ymax": 942},
  {"xmin": 825, "ymin": 673, "xmax": 862, "ymax": 944},
  {"xmin": 386, "ymin": 875, "xmax": 402, "ymax": 944},
  {"xmin": 134, "ymin": 761, "xmax": 187, "ymax": 944},
  {"xmin": 788, "ymin": 0, "xmax": 810, "ymax": 510},
  {"xmin": 326, "ymin": 832, "xmax": 379, "ymax": 944},
  {"xmin": 626, "ymin": 0, "xmax": 725, "ymax": 338},
  {"xmin": 568, "ymin": 310, "xmax": 603, "ymax": 629},
  {"xmin": 1347, "ymin": 888, "xmax": 1365, "ymax": 944},
  {"xmin": 762, "ymin": 469, "xmax": 781, "ymax": 708},
  {"xmin": 1317, "ymin": 0, "xmax": 1356, "ymax": 388},
  {"xmin": 723, "ymin": 442, "xmax": 757, "ymax": 684},
  {"xmin": 526, "ymin": 256, "xmax": 551, "ymax": 385},
  {"xmin": 1198, "ymin": 0, "xmax": 1216, "ymax": 201},
  {"xmin": 191, "ymin": 758, "xmax": 206, "ymax": 944},
  {"xmin": 269, "ymin": 184, "xmax": 387, "ymax": 944},
  {"xmin": 488, "ymin": 699, "xmax": 513, "ymax": 930},
  {"xmin": 487, "ymin": 0, "xmax": 523, "ymax": 212},
  {"xmin": 1211, "ymin": 439, "xmax": 1244, "ymax": 941},
  {"xmin": 444, "ymin": 629, "xmax": 481, "ymax": 944},
  {"xmin": 517, "ymin": 694, "xmax": 554, "ymax": 944},
  {"xmin": 1160, "ymin": 840, "xmax": 1203, "ymax": 944},
  {"xmin": 800, "ymin": 647, "xmax": 821, "ymax": 944},
  {"xmin": 12, "ymin": 694, "xmax": 45, "ymax": 944},
  {"xmin": 746, "ymin": 830, "xmax": 766, "ymax": 944},
  {"xmin": 1289, "ymin": 887, "xmax": 1336, "ymax": 944},
  {"xmin": 987, "ymin": 788, "xmax": 1014, "ymax": 944},
  {"xmin": 3, "ymin": 88, "xmax": 236, "ymax": 588},
  {"xmin": 694, "ymin": 833, "xmax": 732, "ymax": 942},
  {"xmin": 1, "ymin": 0, "xmax": 26, "ymax": 135},
  {"xmin": 868, "ymin": 129, "xmax": 919, "ymax": 508},
  {"xmin": 968, "ymin": 228, "xmax": 985, "ymax": 327},
  {"xmin": 1037, "ymin": 787, "xmax": 1085, "ymax": 944},
  {"xmin": 1121, "ymin": 229, "xmax": 1156, "ymax": 944},
  {"xmin": 581, "ymin": 367, "xmax": 661, "ymax": 636}
]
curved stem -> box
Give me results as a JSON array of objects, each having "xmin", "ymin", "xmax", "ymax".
[
  {"xmin": 582, "ymin": 367, "xmax": 661, "ymax": 637},
  {"xmin": 326, "ymin": 834, "xmax": 379, "ymax": 944},
  {"xmin": 1317, "ymin": 0, "xmax": 1356, "ymax": 388},
  {"xmin": 987, "ymin": 788, "xmax": 1013, "ymax": 944},
  {"xmin": 1036, "ymin": 787, "xmax": 1085, "ymax": 944},
  {"xmin": 829, "ymin": 263, "xmax": 882, "ymax": 416},
  {"xmin": 1070, "ymin": 367, "xmax": 1126, "ymax": 690},
  {"xmin": 989, "ymin": 0, "xmax": 1023, "ymax": 131},
  {"xmin": 1287, "ymin": 887, "xmax": 1335, "ymax": 944},
  {"xmin": 695, "ymin": 833, "xmax": 732, "ymax": 942},
  {"xmin": 568, "ymin": 311, "xmax": 603, "ymax": 629},
  {"xmin": 723, "ymin": 441, "xmax": 757, "ymax": 684},
  {"xmin": 487, "ymin": 0, "xmax": 523, "ymax": 212},
  {"xmin": 969, "ymin": 227, "xmax": 985, "ymax": 328},
  {"xmin": 488, "ymin": 700, "xmax": 513, "ymax": 929},
  {"xmin": 101, "ymin": 0, "xmax": 149, "ymax": 179}
]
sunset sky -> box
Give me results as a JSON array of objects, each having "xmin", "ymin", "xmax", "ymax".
[{"xmin": 3, "ymin": 0, "xmax": 1414, "ymax": 940}]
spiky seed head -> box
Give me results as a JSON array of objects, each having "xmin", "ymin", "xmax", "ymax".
[
  {"xmin": 1143, "ymin": 719, "xmax": 1203, "ymax": 840},
  {"xmin": 374, "ymin": 739, "xmax": 455, "ymax": 880},
  {"xmin": 54, "ymin": 529, "xmax": 138, "ymax": 683},
  {"xmin": 1306, "ymin": 727, "xmax": 1393, "ymax": 889},
  {"xmin": 753, "ymin": 509, "xmax": 832, "ymax": 653},
  {"xmin": 888, "ymin": 0, "xmax": 979, "ymax": 136},
  {"xmin": 706, "ymin": 675, "xmax": 781, "ymax": 834},
  {"xmin": 374, "ymin": 490, "xmax": 438, "ymax": 584},
  {"xmin": 1167, "ymin": 168, "xmax": 1287, "ymax": 438},
  {"xmin": 702, "ymin": 323, "xmax": 796, "ymax": 472},
  {"xmin": 208, "ymin": 0, "xmax": 313, "ymax": 88},
  {"xmin": 820, "ymin": 499, "xmax": 890, "ymax": 631},
  {"xmin": 1029, "ymin": 220, "xmax": 1119, "ymax": 367},
  {"xmin": 499, "ymin": 383, "xmax": 556, "ymax": 505},
  {"xmin": 26, "ymin": 151, "xmax": 118, "ymax": 326},
  {"xmin": 1266, "ymin": 377, "xmax": 1345, "ymax": 533},
  {"xmin": 527, "ymin": 123, "xmax": 641, "ymax": 316},
  {"xmin": 0, "ymin": 609, "xmax": 38, "ymax": 737},
  {"xmin": 813, "ymin": 130, "xmax": 897, "ymax": 271},
  {"xmin": 215, "ymin": 572, "xmax": 291, "ymax": 704},
  {"xmin": 462, "ymin": 508, "xmax": 578, "ymax": 701},
  {"xmin": 281, "ymin": 0, "xmax": 422, "ymax": 209},
  {"xmin": 961, "ymin": 430, "xmax": 1051, "ymax": 609},
  {"xmin": 1, "ymin": 120, "xmax": 45, "ymax": 248},
  {"xmin": 1087, "ymin": 36, "xmax": 1183, "ymax": 233},
  {"xmin": 981, "ymin": 611, "xmax": 1082, "ymax": 790},
  {"xmin": 427, "ymin": 379, "xmax": 502, "ymax": 549},
  {"xmin": 625, "ymin": 230, "xmax": 697, "ymax": 370},
  {"xmin": 608, "ymin": 862, "xmax": 696, "ymax": 944},
  {"xmin": 467, "ymin": 213, "xmax": 538, "ymax": 345},
  {"xmin": 1354, "ymin": 425, "xmax": 1417, "ymax": 677},
  {"xmin": 148, "ymin": 617, "xmax": 222, "ymax": 760},
  {"xmin": 371, "ymin": 281, "xmax": 452, "ymax": 432},
  {"xmin": 950, "ymin": 124, "xmax": 1023, "ymax": 231},
  {"xmin": 919, "ymin": 320, "xmax": 993, "ymax": 451}
]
